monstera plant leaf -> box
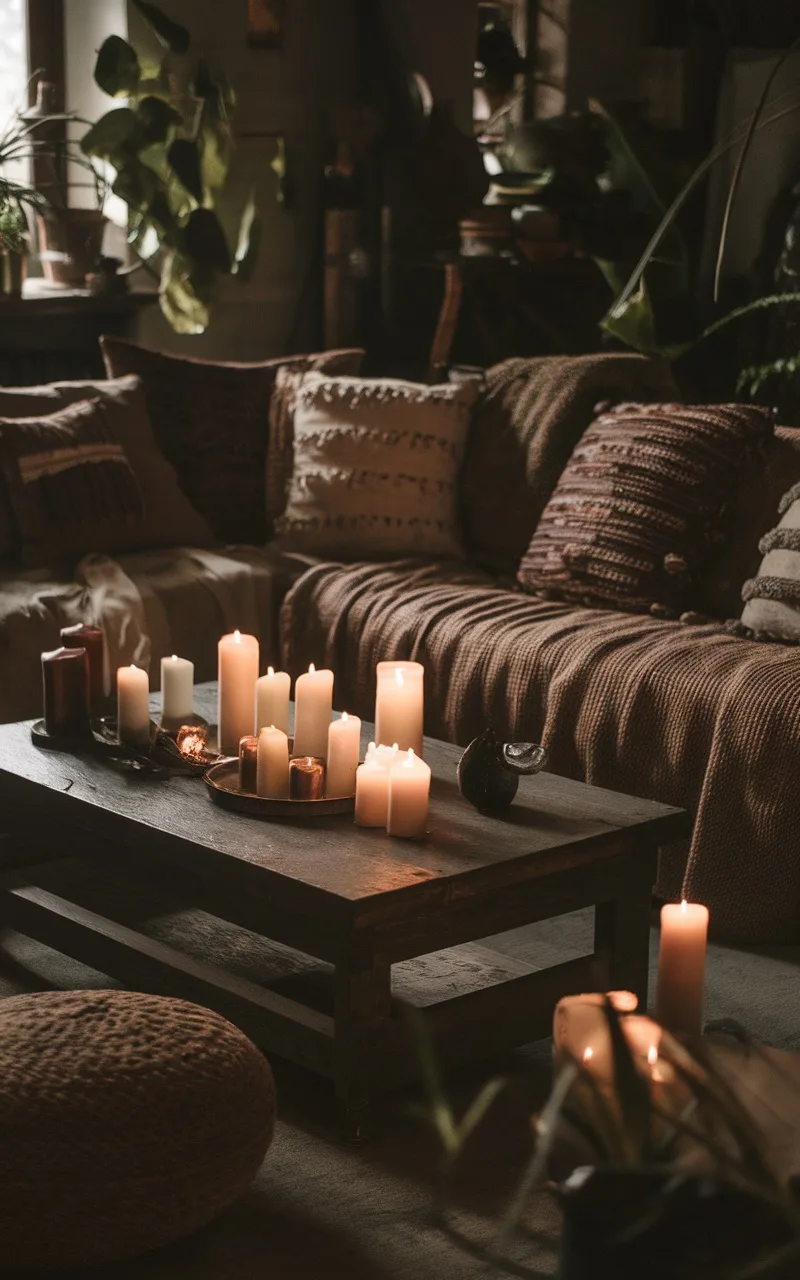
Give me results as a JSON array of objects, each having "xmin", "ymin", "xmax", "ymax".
[
  {"xmin": 132, "ymin": 0, "xmax": 190, "ymax": 55},
  {"xmin": 160, "ymin": 251, "xmax": 211, "ymax": 334},
  {"xmin": 135, "ymin": 96, "xmax": 181, "ymax": 145},
  {"xmin": 167, "ymin": 138, "xmax": 204, "ymax": 204},
  {"xmin": 95, "ymin": 36, "xmax": 142, "ymax": 98},
  {"xmin": 80, "ymin": 108, "xmax": 139, "ymax": 161},
  {"xmin": 183, "ymin": 207, "xmax": 231, "ymax": 272}
]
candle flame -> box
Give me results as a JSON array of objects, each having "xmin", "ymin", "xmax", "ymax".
[
  {"xmin": 582, "ymin": 1047, "xmax": 593, "ymax": 1064},
  {"xmin": 234, "ymin": 630, "xmax": 241, "ymax": 643},
  {"xmin": 392, "ymin": 742, "xmax": 399, "ymax": 752},
  {"xmin": 268, "ymin": 665, "xmax": 274, "ymax": 677},
  {"xmin": 171, "ymin": 654, "xmax": 177, "ymax": 661},
  {"xmin": 309, "ymin": 662, "xmax": 316, "ymax": 674},
  {"xmin": 129, "ymin": 663, "xmax": 137, "ymax": 670},
  {"xmin": 395, "ymin": 668, "xmax": 405, "ymax": 687},
  {"xmin": 647, "ymin": 1044, "xmax": 658, "ymax": 1068},
  {"xmin": 681, "ymin": 899, "xmax": 688, "ymax": 912},
  {"xmin": 342, "ymin": 711, "xmax": 348, "ymax": 722}
]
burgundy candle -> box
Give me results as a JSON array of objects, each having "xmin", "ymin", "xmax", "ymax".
[
  {"xmin": 42, "ymin": 646, "xmax": 90, "ymax": 737},
  {"xmin": 60, "ymin": 623, "xmax": 105, "ymax": 712},
  {"xmin": 239, "ymin": 734, "xmax": 258, "ymax": 793}
]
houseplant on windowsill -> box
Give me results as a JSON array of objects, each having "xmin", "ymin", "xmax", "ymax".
[{"xmin": 0, "ymin": 202, "xmax": 29, "ymax": 298}]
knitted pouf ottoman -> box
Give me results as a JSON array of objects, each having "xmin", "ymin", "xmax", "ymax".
[{"xmin": 0, "ymin": 989, "xmax": 276, "ymax": 1269}]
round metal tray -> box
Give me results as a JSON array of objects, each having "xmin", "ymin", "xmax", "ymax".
[{"xmin": 204, "ymin": 758, "xmax": 356, "ymax": 819}]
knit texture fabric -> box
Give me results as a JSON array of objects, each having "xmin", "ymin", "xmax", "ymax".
[
  {"xmin": 518, "ymin": 402, "xmax": 775, "ymax": 614},
  {"xmin": 741, "ymin": 479, "xmax": 800, "ymax": 642}
]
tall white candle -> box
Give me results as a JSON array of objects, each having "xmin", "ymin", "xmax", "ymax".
[
  {"xmin": 656, "ymin": 900, "xmax": 709, "ymax": 1037},
  {"xmin": 293, "ymin": 663, "xmax": 334, "ymax": 759},
  {"xmin": 218, "ymin": 630, "xmax": 259, "ymax": 754},
  {"xmin": 256, "ymin": 666, "xmax": 291, "ymax": 736},
  {"xmin": 375, "ymin": 661, "xmax": 424, "ymax": 755},
  {"xmin": 160, "ymin": 654, "xmax": 194, "ymax": 726},
  {"xmin": 117, "ymin": 664, "xmax": 150, "ymax": 748},
  {"xmin": 326, "ymin": 712, "xmax": 361, "ymax": 797},
  {"xmin": 256, "ymin": 725, "xmax": 290, "ymax": 799},
  {"xmin": 387, "ymin": 747, "xmax": 431, "ymax": 838}
]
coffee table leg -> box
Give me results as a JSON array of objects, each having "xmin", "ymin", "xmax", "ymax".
[
  {"xmin": 594, "ymin": 852, "xmax": 656, "ymax": 1008},
  {"xmin": 334, "ymin": 949, "xmax": 391, "ymax": 1139}
]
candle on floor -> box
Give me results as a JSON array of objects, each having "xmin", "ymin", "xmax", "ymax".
[
  {"xmin": 239, "ymin": 734, "xmax": 258, "ymax": 793},
  {"xmin": 60, "ymin": 623, "xmax": 105, "ymax": 712},
  {"xmin": 656, "ymin": 900, "xmax": 709, "ymax": 1037},
  {"xmin": 218, "ymin": 630, "xmax": 259, "ymax": 754},
  {"xmin": 375, "ymin": 661, "xmax": 424, "ymax": 756},
  {"xmin": 293, "ymin": 664, "xmax": 334, "ymax": 759},
  {"xmin": 553, "ymin": 991, "xmax": 638, "ymax": 1079},
  {"xmin": 387, "ymin": 748, "xmax": 431, "ymax": 839},
  {"xmin": 256, "ymin": 725, "xmax": 290, "ymax": 799},
  {"xmin": 256, "ymin": 666, "xmax": 291, "ymax": 736},
  {"xmin": 117, "ymin": 664, "xmax": 150, "ymax": 749},
  {"xmin": 355, "ymin": 742, "xmax": 397, "ymax": 827},
  {"xmin": 290, "ymin": 755, "xmax": 326, "ymax": 800},
  {"xmin": 42, "ymin": 646, "xmax": 90, "ymax": 737},
  {"xmin": 160, "ymin": 654, "xmax": 194, "ymax": 728},
  {"xmin": 326, "ymin": 712, "xmax": 361, "ymax": 797}
]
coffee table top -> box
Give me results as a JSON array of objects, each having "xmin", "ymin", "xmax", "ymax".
[{"xmin": 0, "ymin": 683, "xmax": 688, "ymax": 923}]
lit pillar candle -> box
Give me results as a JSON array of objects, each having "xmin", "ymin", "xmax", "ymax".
[
  {"xmin": 656, "ymin": 900, "xmax": 709, "ymax": 1037},
  {"xmin": 117, "ymin": 664, "xmax": 150, "ymax": 749},
  {"xmin": 387, "ymin": 748, "xmax": 431, "ymax": 839},
  {"xmin": 375, "ymin": 661, "xmax": 424, "ymax": 755},
  {"xmin": 553, "ymin": 991, "xmax": 638, "ymax": 1079},
  {"xmin": 160, "ymin": 654, "xmax": 194, "ymax": 728},
  {"xmin": 42, "ymin": 646, "xmax": 90, "ymax": 737},
  {"xmin": 60, "ymin": 623, "xmax": 105, "ymax": 713},
  {"xmin": 218, "ymin": 630, "xmax": 259, "ymax": 755},
  {"xmin": 256, "ymin": 666, "xmax": 291, "ymax": 736},
  {"xmin": 293, "ymin": 663, "xmax": 334, "ymax": 759},
  {"xmin": 256, "ymin": 725, "xmax": 290, "ymax": 799},
  {"xmin": 326, "ymin": 712, "xmax": 361, "ymax": 797},
  {"xmin": 354, "ymin": 741, "xmax": 396, "ymax": 827}
]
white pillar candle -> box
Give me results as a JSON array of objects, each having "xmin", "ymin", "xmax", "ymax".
[
  {"xmin": 160, "ymin": 654, "xmax": 194, "ymax": 726},
  {"xmin": 256, "ymin": 725, "xmax": 290, "ymax": 799},
  {"xmin": 656, "ymin": 900, "xmax": 709, "ymax": 1037},
  {"xmin": 387, "ymin": 747, "xmax": 431, "ymax": 839},
  {"xmin": 218, "ymin": 630, "xmax": 259, "ymax": 755},
  {"xmin": 117, "ymin": 664, "xmax": 150, "ymax": 749},
  {"xmin": 326, "ymin": 712, "xmax": 361, "ymax": 797},
  {"xmin": 293, "ymin": 663, "xmax": 334, "ymax": 759},
  {"xmin": 553, "ymin": 991, "xmax": 638, "ymax": 1079},
  {"xmin": 355, "ymin": 751, "xmax": 390, "ymax": 827},
  {"xmin": 375, "ymin": 661, "xmax": 424, "ymax": 756},
  {"xmin": 256, "ymin": 666, "xmax": 291, "ymax": 736}
]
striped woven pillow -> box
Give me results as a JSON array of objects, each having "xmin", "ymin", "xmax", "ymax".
[
  {"xmin": 741, "ymin": 483, "xmax": 800, "ymax": 642},
  {"xmin": 518, "ymin": 401, "xmax": 774, "ymax": 615}
]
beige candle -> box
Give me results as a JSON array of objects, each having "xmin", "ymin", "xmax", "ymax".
[
  {"xmin": 160, "ymin": 654, "xmax": 194, "ymax": 728},
  {"xmin": 293, "ymin": 664, "xmax": 334, "ymax": 759},
  {"xmin": 387, "ymin": 748, "xmax": 431, "ymax": 839},
  {"xmin": 256, "ymin": 666, "xmax": 291, "ymax": 736},
  {"xmin": 326, "ymin": 712, "xmax": 361, "ymax": 797},
  {"xmin": 218, "ymin": 630, "xmax": 259, "ymax": 754},
  {"xmin": 256, "ymin": 725, "xmax": 290, "ymax": 799},
  {"xmin": 375, "ymin": 661, "xmax": 424, "ymax": 755},
  {"xmin": 117, "ymin": 664, "xmax": 150, "ymax": 749},
  {"xmin": 656, "ymin": 900, "xmax": 709, "ymax": 1037},
  {"xmin": 553, "ymin": 991, "xmax": 639, "ymax": 1079},
  {"xmin": 355, "ymin": 742, "xmax": 395, "ymax": 827}
]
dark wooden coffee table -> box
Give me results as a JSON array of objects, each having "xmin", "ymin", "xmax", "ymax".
[{"xmin": 0, "ymin": 683, "xmax": 688, "ymax": 1127}]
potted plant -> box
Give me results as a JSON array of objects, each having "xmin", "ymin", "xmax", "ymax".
[{"xmin": 0, "ymin": 201, "xmax": 29, "ymax": 297}]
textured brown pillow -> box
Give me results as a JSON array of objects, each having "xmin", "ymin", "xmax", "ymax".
[
  {"xmin": 518, "ymin": 401, "xmax": 775, "ymax": 615},
  {"xmin": 0, "ymin": 375, "xmax": 216, "ymax": 558},
  {"xmin": 0, "ymin": 398, "xmax": 145, "ymax": 567},
  {"xmin": 277, "ymin": 372, "xmax": 478, "ymax": 559},
  {"xmin": 101, "ymin": 336, "xmax": 363, "ymax": 544},
  {"xmin": 740, "ymin": 481, "xmax": 800, "ymax": 642}
]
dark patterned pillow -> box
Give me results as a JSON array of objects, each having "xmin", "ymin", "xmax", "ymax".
[
  {"xmin": 100, "ymin": 336, "xmax": 363, "ymax": 545},
  {"xmin": 518, "ymin": 401, "xmax": 775, "ymax": 615},
  {"xmin": 740, "ymin": 482, "xmax": 800, "ymax": 642},
  {"xmin": 276, "ymin": 373, "xmax": 478, "ymax": 559},
  {"xmin": 0, "ymin": 398, "xmax": 144, "ymax": 567}
]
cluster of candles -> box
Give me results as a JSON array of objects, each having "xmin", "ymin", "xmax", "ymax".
[{"xmin": 554, "ymin": 899, "xmax": 710, "ymax": 1083}]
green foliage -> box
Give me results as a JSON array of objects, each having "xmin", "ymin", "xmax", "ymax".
[
  {"xmin": 0, "ymin": 201, "xmax": 28, "ymax": 254},
  {"xmin": 82, "ymin": 2, "xmax": 262, "ymax": 334}
]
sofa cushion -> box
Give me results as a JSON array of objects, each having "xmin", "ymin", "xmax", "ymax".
[
  {"xmin": 0, "ymin": 375, "xmax": 216, "ymax": 556},
  {"xmin": 518, "ymin": 401, "xmax": 774, "ymax": 615},
  {"xmin": 740, "ymin": 479, "xmax": 800, "ymax": 642},
  {"xmin": 281, "ymin": 558, "xmax": 800, "ymax": 943},
  {"xmin": 460, "ymin": 353, "xmax": 678, "ymax": 575},
  {"xmin": 101, "ymin": 336, "xmax": 363, "ymax": 545},
  {"xmin": 276, "ymin": 373, "xmax": 478, "ymax": 559}
]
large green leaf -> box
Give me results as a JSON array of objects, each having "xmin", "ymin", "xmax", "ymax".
[
  {"xmin": 111, "ymin": 159, "xmax": 159, "ymax": 213},
  {"xmin": 132, "ymin": 0, "xmax": 190, "ymax": 55},
  {"xmin": 80, "ymin": 108, "xmax": 138, "ymax": 161},
  {"xmin": 135, "ymin": 96, "xmax": 181, "ymax": 146},
  {"xmin": 160, "ymin": 252, "xmax": 210, "ymax": 334},
  {"xmin": 183, "ymin": 207, "xmax": 231, "ymax": 272},
  {"xmin": 600, "ymin": 271, "xmax": 660, "ymax": 354},
  {"xmin": 232, "ymin": 191, "xmax": 260, "ymax": 282},
  {"xmin": 95, "ymin": 36, "xmax": 142, "ymax": 98},
  {"xmin": 167, "ymin": 138, "xmax": 204, "ymax": 204}
]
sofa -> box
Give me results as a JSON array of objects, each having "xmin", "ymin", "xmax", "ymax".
[{"xmin": 1, "ymin": 347, "xmax": 798, "ymax": 946}]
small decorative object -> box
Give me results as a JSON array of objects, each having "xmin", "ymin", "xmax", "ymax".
[
  {"xmin": 116, "ymin": 664, "xmax": 150, "ymax": 750},
  {"xmin": 257, "ymin": 725, "xmax": 290, "ymax": 799},
  {"xmin": 326, "ymin": 712, "xmax": 361, "ymax": 798},
  {"xmin": 292, "ymin": 664, "xmax": 334, "ymax": 759},
  {"xmin": 387, "ymin": 748, "xmax": 431, "ymax": 839},
  {"xmin": 217, "ymin": 630, "xmax": 259, "ymax": 755},
  {"xmin": 41, "ymin": 646, "xmax": 90, "ymax": 739},
  {"xmin": 354, "ymin": 742, "xmax": 397, "ymax": 828},
  {"xmin": 177, "ymin": 724, "xmax": 210, "ymax": 762},
  {"xmin": 160, "ymin": 654, "xmax": 194, "ymax": 729},
  {"xmin": 60, "ymin": 623, "xmax": 105, "ymax": 713},
  {"xmin": 289, "ymin": 755, "xmax": 325, "ymax": 801},
  {"xmin": 456, "ymin": 728, "xmax": 548, "ymax": 813},
  {"xmin": 238, "ymin": 734, "xmax": 258, "ymax": 793},
  {"xmin": 375, "ymin": 661, "xmax": 424, "ymax": 756},
  {"xmin": 247, "ymin": 0, "xmax": 285, "ymax": 48},
  {"xmin": 256, "ymin": 666, "xmax": 290, "ymax": 735},
  {"xmin": 655, "ymin": 900, "xmax": 709, "ymax": 1038}
]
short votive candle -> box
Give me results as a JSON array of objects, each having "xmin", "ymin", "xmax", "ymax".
[
  {"xmin": 289, "ymin": 755, "xmax": 325, "ymax": 800},
  {"xmin": 239, "ymin": 734, "xmax": 258, "ymax": 793}
]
